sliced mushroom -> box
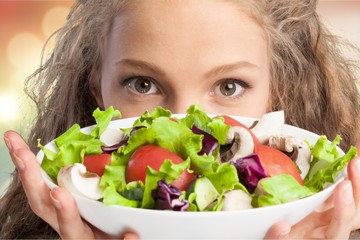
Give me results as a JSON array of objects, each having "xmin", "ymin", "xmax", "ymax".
[
  {"xmin": 57, "ymin": 163, "xmax": 103, "ymax": 200},
  {"xmin": 100, "ymin": 128, "xmax": 125, "ymax": 146},
  {"xmin": 268, "ymin": 135, "xmax": 311, "ymax": 179},
  {"xmin": 250, "ymin": 111, "xmax": 285, "ymax": 144},
  {"xmin": 221, "ymin": 190, "xmax": 253, "ymax": 211},
  {"xmin": 220, "ymin": 126, "xmax": 254, "ymax": 163}
]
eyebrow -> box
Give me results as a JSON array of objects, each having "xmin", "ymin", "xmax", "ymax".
[
  {"xmin": 204, "ymin": 61, "xmax": 259, "ymax": 78},
  {"xmin": 116, "ymin": 59, "xmax": 167, "ymax": 76},
  {"xmin": 116, "ymin": 58, "xmax": 258, "ymax": 77}
]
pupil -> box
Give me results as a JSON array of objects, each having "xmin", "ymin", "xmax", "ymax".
[
  {"xmin": 220, "ymin": 82, "xmax": 236, "ymax": 96},
  {"xmin": 135, "ymin": 79, "xmax": 151, "ymax": 93}
]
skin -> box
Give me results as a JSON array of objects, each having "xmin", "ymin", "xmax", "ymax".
[
  {"xmin": 3, "ymin": 0, "xmax": 360, "ymax": 239},
  {"xmin": 94, "ymin": 0, "xmax": 270, "ymax": 118}
]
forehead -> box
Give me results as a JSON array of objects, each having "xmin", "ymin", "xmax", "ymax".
[
  {"xmin": 105, "ymin": 0, "xmax": 268, "ymax": 69},
  {"xmin": 113, "ymin": 1, "xmax": 264, "ymax": 35}
]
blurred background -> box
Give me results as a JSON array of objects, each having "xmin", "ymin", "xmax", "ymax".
[
  {"xmin": 0, "ymin": 0, "xmax": 73, "ymax": 194},
  {"xmin": 0, "ymin": 1, "xmax": 359, "ymax": 195}
]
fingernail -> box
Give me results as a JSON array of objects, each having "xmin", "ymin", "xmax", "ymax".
[
  {"xmin": 122, "ymin": 232, "xmax": 138, "ymax": 240},
  {"xmin": 50, "ymin": 190, "xmax": 62, "ymax": 210},
  {"xmin": 13, "ymin": 149, "xmax": 25, "ymax": 171},
  {"xmin": 343, "ymin": 181, "xmax": 353, "ymax": 204},
  {"xmin": 278, "ymin": 225, "xmax": 290, "ymax": 239},
  {"xmin": 3, "ymin": 135, "xmax": 13, "ymax": 152}
]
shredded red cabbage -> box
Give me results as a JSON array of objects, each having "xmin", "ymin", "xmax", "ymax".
[
  {"xmin": 191, "ymin": 125, "xmax": 219, "ymax": 156},
  {"xmin": 101, "ymin": 139, "xmax": 128, "ymax": 154},
  {"xmin": 130, "ymin": 126, "xmax": 146, "ymax": 135},
  {"xmin": 151, "ymin": 179, "xmax": 189, "ymax": 211},
  {"xmin": 230, "ymin": 153, "xmax": 267, "ymax": 193},
  {"xmin": 101, "ymin": 126, "xmax": 147, "ymax": 154}
]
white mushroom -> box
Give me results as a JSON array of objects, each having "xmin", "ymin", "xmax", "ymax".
[
  {"xmin": 268, "ymin": 135, "xmax": 311, "ymax": 179},
  {"xmin": 221, "ymin": 190, "xmax": 253, "ymax": 211},
  {"xmin": 100, "ymin": 128, "xmax": 125, "ymax": 146},
  {"xmin": 57, "ymin": 163, "xmax": 103, "ymax": 200},
  {"xmin": 220, "ymin": 126, "xmax": 254, "ymax": 163},
  {"xmin": 250, "ymin": 111, "xmax": 285, "ymax": 144}
]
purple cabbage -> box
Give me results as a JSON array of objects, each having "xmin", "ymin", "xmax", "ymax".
[
  {"xmin": 101, "ymin": 126, "xmax": 147, "ymax": 154},
  {"xmin": 151, "ymin": 179, "xmax": 189, "ymax": 211},
  {"xmin": 130, "ymin": 126, "xmax": 146, "ymax": 136},
  {"xmin": 230, "ymin": 153, "xmax": 267, "ymax": 193},
  {"xmin": 191, "ymin": 125, "xmax": 218, "ymax": 156},
  {"xmin": 101, "ymin": 139, "xmax": 128, "ymax": 154}
]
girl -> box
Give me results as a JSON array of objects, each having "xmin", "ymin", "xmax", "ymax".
[{"xmin": 1, "ymin": 0, "xmax": 360, "ymax": 239}]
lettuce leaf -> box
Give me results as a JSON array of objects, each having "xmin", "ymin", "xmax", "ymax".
[
  {"xmin": 40, "ymin": 108, "xmax": 119, "ymax": 181},
  {"xmin": 119, "ymin": 116, "xmax": 215, "ymax": 174},
  {"xmin": 141, "ymin": 159, "xmax": 190, "ymax": 209},
  {"xmin": 103, "ymin": 185, "xmax": 140, "ymax": 208},
  {"xmin": 304, "ymin": 135, "xmax": 357, "ymax": 191},
  {"xmin": 180, "ymin": 104, "xmax": 229, "ymax": 145},
  {"xmin": 252, "ymin": 174, "xmax": 315, "ymax": 207},
  {"xmin": 90, "ymin": 107, "xmax": 121, "ymax": 138},
  {"xmin": 205, "ymin": 162, "xmax": 240, "ymax": 194}
]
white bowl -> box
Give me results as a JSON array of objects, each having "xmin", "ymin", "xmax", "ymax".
[{"xmin": 36, "ymin": 115, "xmax": 346, "ymax": 239}]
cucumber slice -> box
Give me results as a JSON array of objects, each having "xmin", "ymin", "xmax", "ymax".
[{"xmin": 194, "ymin": 177, "xmax": 219, "ymax": 211}]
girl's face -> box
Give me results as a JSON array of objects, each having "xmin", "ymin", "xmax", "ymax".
[{"xmin": 96, "ymin": 0, "xmax": 270, "ymax": 118}]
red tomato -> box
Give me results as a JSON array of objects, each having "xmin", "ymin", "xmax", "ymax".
[
  {"xmin": 83, "ymin": 153, "xmax": 111, "ymax": 176},
  {"xmin": 216, "ymin": 115, "xmax": 260, "ymax": 145},
  {"xmin": 126, "ymin": 145, "xmax": 195, "ymax": 190},
  {"xmin": 255, "ymin": 144, "xmax": 303, "ymax": 185}
]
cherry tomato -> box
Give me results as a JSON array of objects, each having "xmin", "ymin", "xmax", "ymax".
[
  {"xmin": 216, "ymin": 115, "xmax": 260, "ymax": 145},
  {"xmin": 83, "ymin": 153, "xmax": 111, "ymax": 176},
  {"xmin": 255, "ymin": 144, "xmax": 303, "ymax": 185},
  {"xmin": 126, "ymin": 145, "xmax": 195, "ymax": 190}
]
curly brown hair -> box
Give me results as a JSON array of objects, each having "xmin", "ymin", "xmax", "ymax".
[{"xmin": 1, "ymin": 0, "xmax": 359, "ymax": 238}]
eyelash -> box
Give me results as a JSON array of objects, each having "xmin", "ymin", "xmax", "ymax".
[
  {"xmin": 212, "ymin": 78, "xmax": 251, "ymax": 99},
  {"xmin": 121, "ymin": 75, "xmax": 160, "ymax": 96},
  {"xmin": 121, "ymin": 75, "xmax": 251, "ymax": 99}
]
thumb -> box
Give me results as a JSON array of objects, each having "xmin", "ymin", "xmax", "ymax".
[{"xmin": 264, "ymin": 221, "xmax": 290, "ymax": 239}]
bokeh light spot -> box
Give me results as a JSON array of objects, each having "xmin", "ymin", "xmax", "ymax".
[
  {"xmin": 7, "ymin": 32, "xmax": 43, "ymax": 71},
  {"xmin": 42, "ymin": 6, "xmax": 69, "ymax": 37},
  {"xmin": 0, "ymin": 92, "xmax": 19, "ymax": 123}
]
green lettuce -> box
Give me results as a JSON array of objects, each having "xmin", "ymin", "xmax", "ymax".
[
  {"xmin": 141, "ymin": 159, "xmax": 190, "ymax": 209},
  {"xmin": 91, "ymin": 106, "xmax": 121, "ymax": 138},
  {"xmin": 252, "ymin": 174, "xmax": 315, "ymax": 207},
  {"xmin": 304, "ymin": 135, "xmax": 357, "ymax": 191},
  {"xmin": 39, "ymin": 107, "xmax": 121, "ymax": 181},
  {"xmin": 39, "ymin": 105, "xmax": 358, "ymax": 211}
]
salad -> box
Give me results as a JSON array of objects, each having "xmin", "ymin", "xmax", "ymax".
[{"xmin": 38, "ymin": 104, "xmax": 357, "ymax": 212}]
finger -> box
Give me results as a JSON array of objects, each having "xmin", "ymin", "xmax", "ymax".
[
  {"xmin": 348, "ymin": 157, "xmax": 360, "ymax": 202},
  {"xmin": 263, "ymin": 221, "xmax": 290, "ymax": 239},
  {"xmin": 50, "ymin": 187, "xmax": 95, "ymax": 239},
  {"xmin": 4, "ymin": 131, "xmax": 63, "ymax": 231},
  {"xmin": 325, "ymin": 180, "xmax": 355, "ymax": 239},
  {"xmin": 347, "ymin": 157, "xmax": 360, "ymax": 228},
  {"xmin": 3, "ymin": 130, "xmax": 30, "ymax": 153},
  {"xmin": 11, "ymin": 147, "xmax": 60, "ymax": 230},
  {"xmin": 121, "ymin": 232, "xmax": 140, "ymax": 240},
  {"xmin": 314, "ymin": 193, "xmax": 334, "ymax": 213},
  {"xmin": 5, "ymin": 131, "xmax": 49, "ymax": 202}
]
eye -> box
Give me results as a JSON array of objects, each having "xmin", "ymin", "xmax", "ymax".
[
  {"xmin": 124, "ymin": 76, "xmax": 159, "ymax": 95},
  {"xmin": 214, "ymin": 79, "xmax": 248, "ymax": 98}
]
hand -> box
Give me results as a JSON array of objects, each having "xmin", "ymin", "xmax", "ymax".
[
  {"xmin": 264, "ymin": 141, "xmax": 360, "ymax": 239},
  {"xmin": 3, "ymin": 131, "xmax": 139, "ymax": 239}
]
